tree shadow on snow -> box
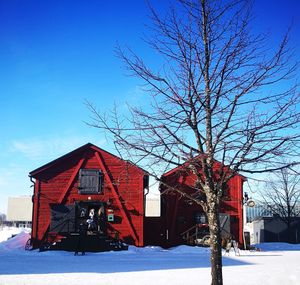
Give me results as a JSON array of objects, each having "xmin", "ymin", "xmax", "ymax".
[{"xmin": 0, "ymin": 248, "xmax": 252, "ymax": 275}]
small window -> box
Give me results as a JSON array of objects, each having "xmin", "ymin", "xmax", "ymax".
[
  {"xmin": 194, "ymin": 212, "xmax": 207, "ymax": 224},
  {"xmin": 78, "ymin": 169, "xmax": 103, "ymax": 194}
]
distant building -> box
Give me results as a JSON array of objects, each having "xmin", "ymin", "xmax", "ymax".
[
  {"xmin": 145, "ymin": 195, "xmax": 160, "ymax": 217},
  {"xmin": 7, "ymin": 196, "xmax": 32, "ymax": 228},
  {"xmin": 246, "ymin": 203, "xmax": 300, "ymax": 223},
  {"xmin": 246, "ymin": 204, "xmax": 273, "ymax": 222},
  {"xmin": 244, "ymin": 203, "xmax": 300, "ymax": 244},
  {"xmin": 248, "ymin": 216, "xmax": 300, "ymax": 244}
]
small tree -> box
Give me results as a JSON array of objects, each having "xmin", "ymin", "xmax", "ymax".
[
  {"xmin": 88, "ymin": 0, "xmax": 300, "ymax": 284},
  {"xmin": 262, "ymin": 168, "xmax": 300, "ymax": 241}
]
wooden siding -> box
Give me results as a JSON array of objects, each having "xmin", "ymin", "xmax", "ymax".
[
  {"xmin": 31, "ymin": 144, "xmax": 146, "ymax": 247},
  {"xmin": 157, "ymin": 164, "xmax": 244, "ymax": 247}
]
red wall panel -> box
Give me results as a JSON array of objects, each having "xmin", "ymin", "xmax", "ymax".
[{"xmin": 31, "ymin": 145, "xmax": 146, "ymax": 247}]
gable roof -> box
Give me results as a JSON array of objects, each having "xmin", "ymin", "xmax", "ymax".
[
  {"xmin": 162, "ymin": 156, "xmax": 246, "ymax": 180},
  {"xmin": 29, "ymin": 142, "xmax": 147, "ymax": 177}
]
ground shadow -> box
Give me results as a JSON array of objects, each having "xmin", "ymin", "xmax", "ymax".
[{"xmin": 0, "ymin": 248, "xmax": 252, "ymax": 275}]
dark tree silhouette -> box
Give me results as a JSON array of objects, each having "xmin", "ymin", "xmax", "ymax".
[{"xmin": 88, "ymin": 0, "xmax": 300, "ymax": 284}]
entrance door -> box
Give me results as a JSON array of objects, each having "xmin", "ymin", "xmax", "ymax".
[
  {"xmin": 75, "ymin": 201, "xmax": 106, "ymax": 235},
  {"xmin": 50, "ymin": 205, "xmax": 76, "ymax": 233}
]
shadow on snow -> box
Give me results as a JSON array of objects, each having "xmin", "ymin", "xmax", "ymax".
[{"xmin": 0, "ymin": 247, "xmax": 252, "ymax": 275}]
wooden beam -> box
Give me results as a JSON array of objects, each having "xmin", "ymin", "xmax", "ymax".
[
  {"xmin": 40, "ymin": 157, "xmax": 85, "ymax": 243},
  {"xmin": 58, "ymin": 157, "xmax": 85, "ymax": 203},
  {"xmin": 95, "ymin": 151, "xmax": 139, "ymax": 244},
  {"xmin": 169, "ymin": 194, "xmax": 179, "ymax": 243},
  {"xmin": 32, "ymin": 180, "xmax": 40, "ymax": 243}
]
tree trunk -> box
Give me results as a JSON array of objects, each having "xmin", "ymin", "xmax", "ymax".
[
  {"xmin": 287, "ymin": 220, "xmax": 291, "ymax": 243},
  {"xmin": 207, "ymin": 195, "xmax": 223, "ymax": 285}
]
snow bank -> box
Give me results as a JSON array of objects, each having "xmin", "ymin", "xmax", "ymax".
[
  {"xmin": 0, "ymin": 227, "xmax": 31, "ymax": 252},
  {"xmin": 126, "ymin": 245, "xmax": 210, "ymax": 256},
  {"xmin": 0, "ymin": 227, "xmax": 26, "ymax": 242},
  {"xmin": 169, "ymin": 245, "xmax": 210, "ymax": 255},
  {"xmin": 257, "ymin": 242, "xmax": 300, "ymax": 251}
]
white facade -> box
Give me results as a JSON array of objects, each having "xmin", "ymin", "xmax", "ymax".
[
  {"xmin": 7, "ymin": 196, "xmax": 32, "ymax": 222},
  {"xmin": 145, "ymin": 178, "xmax": 161, "ymax": 217},
  {"xmin": 145, "ymin": 196, "xmax": 160, "ymax": 217}
]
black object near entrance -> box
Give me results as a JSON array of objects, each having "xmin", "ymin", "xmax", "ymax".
[
  {"xmin": 75, "ymin": 201, "xmax": 106, "ymax": 235},
  {"xmin": 50, "ymin": 201, "xmax": 106, "ymax": 235},
  {"xmin": 50, "ymin": 205, "xmax": 76, "ymax": 233},
  {"xmin": 47, "ymin": 201, "xmax": 127, "ymax": 252}
]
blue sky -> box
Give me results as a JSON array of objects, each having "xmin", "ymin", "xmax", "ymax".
[{"xmin": 0, "ymin": 0, "xmax": 299, "ymax": 214}]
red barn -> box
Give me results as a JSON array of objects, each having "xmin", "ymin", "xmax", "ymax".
[
  {"xmin": 29, "ymin": 143, "xmax": 148, "ymax": 250},
  {"xmin": 145, "ymin": 160, "xmax": 245, "ymax": 248}
]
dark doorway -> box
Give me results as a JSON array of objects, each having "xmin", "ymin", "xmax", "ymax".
[{"xmin": 75, "ymin": 201, "xmax": 106, "ymax": 235}]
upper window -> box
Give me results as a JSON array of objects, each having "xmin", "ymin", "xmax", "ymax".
[{"xmin": 78, "ymin": 169, "xmax": 103, "ymax": 194}]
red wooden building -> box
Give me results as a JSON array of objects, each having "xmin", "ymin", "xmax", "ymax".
[
  {"xmin": 145, "ymin": 160, "xmax": 245, "ymax": 247},
  {"xmin": 29, "ymin": 143, "xmax": 148, "ymax": 250}
]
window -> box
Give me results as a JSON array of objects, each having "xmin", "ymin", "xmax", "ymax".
[
  {"xmin": 194, "ymin": 212, "xmax": 207, "ymax": 224},
  {"xmin": 78, "ymin": 169, "xmax": 103, "ymax": 194}
]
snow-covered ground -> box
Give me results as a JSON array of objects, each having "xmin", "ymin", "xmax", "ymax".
[
  {"xmin": 0, "ymin": 226, "xmax": 30, "ymax": 243},
  {"xmin": 0, "ymin": 228, "xmax": 300, "ymax": 285}
]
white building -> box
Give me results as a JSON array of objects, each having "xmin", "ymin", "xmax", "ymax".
[
  {"xmin": 7, "ymin": 196, "xmax": 32, "ymax": 227},
  {"xmin": 145, "ymin": 178, "xmax": 160, "ymax": 217},
  {"xmin": 145, "ymin": 195, "xmax": 160, "ymax": 217}
]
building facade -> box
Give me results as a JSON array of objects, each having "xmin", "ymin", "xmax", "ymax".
[
  {"xmin": 145, "ymin": 160, "xmax": 245, "ymax": 247},
  {"xmin": 30, "ymin": 143, "xmax": 149, "ymax": 249},
  {"xmin": 7, "ymin": 196, "xmax": 32, "ymax": 227}
]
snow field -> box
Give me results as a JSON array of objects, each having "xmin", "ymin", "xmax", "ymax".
[{"xmin": 0, "ymin": 228, "xmax": 299, "ymax": 285}]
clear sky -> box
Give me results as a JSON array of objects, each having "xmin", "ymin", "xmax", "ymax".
[{"xmin": 0, "ymin": 0, "xmax": 299, "ymax": 214}]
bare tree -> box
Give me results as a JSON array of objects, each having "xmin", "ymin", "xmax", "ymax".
[
  {"xmin": 87, "ymin": 0, "xmax": 300, "ymax": 284},
  {"xmin": 261, "ymin": 168, "xmax": 300, "ymax": 241}
]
